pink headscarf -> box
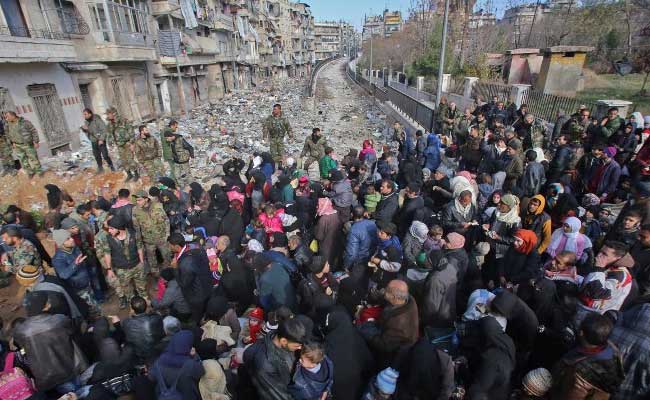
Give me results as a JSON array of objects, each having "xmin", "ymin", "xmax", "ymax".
[
  {"xmin": 317, "ymin": 197, "xmax": 337, "ymax": 216},
  {"xmin": 446, "ymin": 232, "xmax": 466, "ymax": 249},
  {"xmin": 457, "ymin": 171, "xmax": 476, "ymax": 185},
  {"xmin": 227, "ymin": 186, "xmax": 245, "ymax": 204}
]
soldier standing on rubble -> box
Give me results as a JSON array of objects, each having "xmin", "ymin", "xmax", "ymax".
[
  {"xmin": 106, "ymin": 106, "xmax": 138, "ymax": 182},
  {"xmin": 81, "ymin": 108, "xmax": 114, "ymax": 174},
  {"xmin": 301, "ymin": 127, "xmax": 327, "ymax": 173},
  {"xmin": 262, "ymin": 103, "xmax": 293, "ymax": 164},
  {"xmin": 132, "ymin": 190, "xmax": 170, "ymax": 277},
  {"xmin": 3, "ymin": 111, "xmax": 42, "ymax": 178},
  {"xmin": 164, "ymin": 129, "xmax": 194, "ymax": 189},
  {"xmin": 0, "ymin": 117, "xmax": 16, "ymax": 176},
  {"xmin": 134, "ymin": 125, "xmax": 164, "ymax": 180},
  {"xmin": 161, "ymin": 120, "xmax": 179, "ymax": 179}
]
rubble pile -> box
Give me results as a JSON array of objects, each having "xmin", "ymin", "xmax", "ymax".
[{"xmin": 0, "ymin": 61, "xmax": 389, "ymax": 213}]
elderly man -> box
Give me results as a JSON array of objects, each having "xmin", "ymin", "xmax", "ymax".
[{"xmin": 362, "ymin": 279, "xmax": 419, "ymax": 367}]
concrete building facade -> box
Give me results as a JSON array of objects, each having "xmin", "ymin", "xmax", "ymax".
[{"xmin": 362, "ymin": 10, "xmax": 403, "ymax": 41}]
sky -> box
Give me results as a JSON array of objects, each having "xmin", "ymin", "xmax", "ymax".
[{"xmin": 307, "ymin": 0, "xmax": 508, "ymax": 30}]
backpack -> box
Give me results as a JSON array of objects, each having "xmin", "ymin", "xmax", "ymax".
[
  {"xmin": 0, "ymin": 352, "xmax": 36, "ymax": 400},
  {"xmin": 182, "ymin": 137, "xmax": 195, "ymax": 158},
  {"xmin": 153, "ymin": 360, "xmax": 191, "ymax": 400}
]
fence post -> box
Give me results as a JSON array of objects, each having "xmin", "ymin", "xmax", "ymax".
[
  {"xmin": 463, "ymin": 77, "xmax": 479, "ymax": 101},
  {"xmin": 441, "ymin": 74, "xmax": 451, "ymax": 93},
  {"xmin": 511, "ymin": 84, "xmax": 531, "ymax": 108}
]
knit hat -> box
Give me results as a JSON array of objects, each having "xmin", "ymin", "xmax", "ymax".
[
  {"xmin": 163, "ymin": 316, "xmax": 181, "ymax": 336},
  {"xmin": 16, "ymin": 265, "xmax": 42, "ymax": 287},
  {"xmin": 107, "ymin": 216, "xmax": 126, "ymax": 230},
  {"xmin": 376, "ymin": 367, "xmax": 399, "ymax": 395},
  {"xmin": 271, "ymin": 232, "xmax": 288, "ymax": 248},
  {"xmin": 60, "ymin": 218, "xmax": 78, "ymax": 230},
  {"xmin": 409, "ymin": 221, "xmax": 429, "ymax": 243},
  {"xmin": 308, "ymin": 256, "xmax": 327, "ymax": 274},
  {"xmin": 474, "ymin": 242, "xmax": 490, "ymax": 256},
  {"xmin": 522, "ymin": 368, "xmax": 553, "ymax": 397},
  {"xmin": 604, "ymin": 146, "xmax": 617, "ymax": 158},
  {"xmin": 446, "ymin": 232, "xmax": 465, "ymax": 250},
  {"xmin": 246, "ymin": 239, "xmax": 264, "ymax": 253},
  {"xmin": 52, "ymin": 229, "xmax": 72, "ymax": 248},
  {"xmin": 507, "ymin": 138, "xmax": 522, "ymax": 151},
  {"xmin": 298, "ymin": 175, "xmax": 309, "ymax": 184},
  {"xmin": 500, "ymin": 193, "xmax": 518, "ymax": 209}
]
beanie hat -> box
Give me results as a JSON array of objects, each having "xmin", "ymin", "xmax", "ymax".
[
  {"xmin": 474, "ymin": 241, "xmax": 491, "ymax": 256},
  {"xmin": 522, "ymin": 368, "xmax": 553, "ymax": 397},
  {"xmin": 107, "ymin": 216, "xmax": 126, "ymax": 230},
  {"xmin": 604, "ymin": 146, "xmax": 617, "ymax": 158},
  {"xmin": 60, "ymin": 218, "xmax": 78, "ymax": 230},
  {"xmin": 376, "ymin": 367, "xmax": 399, "ymax": 395},
  {"xmin": 163, "ymin": 316, "xmax": 181, "ymax": 336},
  {"xmin": 298, "ymin": 175, "xmax": 309, "ymax": 184},
  {"xmin": 16, "ymin": 265, "xmax": 42, "ymax": 287},
  {"xmin": 246, "ymin": 239, "xmax": 264, "ymax": 253},
  {"xmin": 308, "ymin": 256, "xmax": 327, "ymax": 274},
  {"xmin": 446, "ymin": 232, "xmax": 465, "ymax": 250},
  {"xmin": 271, "ymin": 232, "xmax": 288, "ymax": 248},
  {"xmin": 500, "ymin": 193, "xmax": 518, "ymax": 209},
  {"xmin": 52, "ymin": 229, "xmax": 72, "ymax": 248},
  {"xmin": 507, "ymin": 138, "xmax": 522, "ymax": 151},
  {"xmin": 409, "ymin": 221, "xmax": 429, "ymax": 244}
]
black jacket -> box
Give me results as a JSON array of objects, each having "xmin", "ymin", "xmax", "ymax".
[
  {"xmin": 297, "ymin": 273, "xmax": 338, "ymax": 320},
  {"xmin": 219, "ymin": 208, "xmax": 244, "ymax": 253},
  {"xmin": 290, "ymin": 243, "xmax": 313, "ymax": 275},
  {"xmin": 220, "ymin": 248, "xmax": 256, "ymax": 313},
  {"xmin": 374, "ymin": 191, "xmax": 399, "ymax": 225},
  {"xmin": 122, "ymin": 313, "xmax": 164, "ymax": 362},
  {"xmin": 490, "ymin": 290, "xmax": 539, "ymax": 351},
  {"xmin": 177, "ymin": 247, "xmax": 213, "ymax": 306},
  {"xmin": 549, "ymin": 144, "xmax": 573, "ymax": 180},
  {"xmin": 243, "ymin": 333, "xmax": 295, "ymax": 400},
  {"xmin": 395, "ymin": 338, "xmax": 455, "ymax": 400},
  {"xmin": 396, "ymin": 196, "xmax": 424, "ymax": 237}
]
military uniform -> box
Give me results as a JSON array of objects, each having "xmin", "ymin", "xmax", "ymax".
[
  {"xmin": 262, "ymin": 114, "xmax": 292, "ymax": 162},
  {"xmin": 436, "ymin": 102, "xmax": 449, "ymax": 134},
  {"xmin": 83, "ymin": 115, "xmax": 114, "ymax": 171},
  {"xmin": 133, "ymin": 201, "xmax": 170, "ymax": 275},
  {"xmin": 301, "ymin": 135, "xmax": 327, "ymax": 172},
  {"xmin": 523, "ymin": 119, "xmax": 548, "ymax": 150},
  {"xmin": 5, "ymin": 117, "xmax": 41, "ymax": 176},
  {"xmin": 161, "ymin": 127, "xmax": 176, "ymax": 179},
  {"xmin": 0, "ymin": 121, "xmax": 15, "ymax": 175},
  {"xmin": 105, "ymin": 229, "xmax": 147, "ymax": 300},
  {"xmin": 107, "ymin": 114, "xmax": 137, "ymax": 174},
  {"xmin": 134, "ymin": 135, "xmax": 164, "ymax": 179},
  {"xmin": 8, "ymin": 238, "xmax": 42, "ymax": 273},
  {"xmin": 169, "ymin": 135, "xmax": 192, "ymax": 188}
]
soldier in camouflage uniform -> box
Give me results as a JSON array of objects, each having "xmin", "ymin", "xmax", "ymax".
[
  {"xmin": 106, "ymin": 107, "xmax": 138, "ymax": 182},
  {"xmin": 133, "ymin": 190, "xmax": 170, "ymax": 276},
  {"xmin": 454, "ymin": 108, "xmax": 474, "ymax": 146},
  {"xmin": 3, "ymin": 111, "xmax": 41, "ymax": 177},
  {"xmin": 473, "ymin": 112, "xmax": 488, "ymax": 138},
  {"xmin": 161, "ymin": 120, "xmax": 178, "ymax": 179},
  {"xmin": 103, "ymin": 216, "xmax": 147, "ymax": 309},
  {"xmin": 134, "ymin": 125, "xmax": 164, "ymax": 180},
  {"xmin": 1, "ymin": 226, "xmax": 42, "ymax": 273},
  {"xmin": 262, "ymin": 103, "xmax": 293, "ymax": 164},
  {"xmin": 164, "ymin": 130, "xmax": 193, "ymax": 189},
  {"xmin": 0, "ymin": 119, "xmax": 16, "ymax": 176},
  {"xmin": 82, "ymin": 108, "xmax": 114, "ymax": 173},
  {"xmin": 521, "ymin": 113, "xmax": 548, "ymax": 151},
  {"xmin": 91, "ymin": 202, "xmax": 122, "ymax": 298},
  {"xmin": 435, "ymin": 97, "xmax": 449, "ymax": 135}
]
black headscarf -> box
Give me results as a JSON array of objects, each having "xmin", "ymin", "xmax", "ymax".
[
  {"xmin": 44, "ymin": 184, "xmax": 62, "ymax": 209},
  {"xmin": 189, "ymin": 182, "xmax": 204, "ymax": 204}
]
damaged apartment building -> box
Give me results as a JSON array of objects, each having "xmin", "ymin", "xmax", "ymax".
[{"xmin": 0, "ymin": 0, "xmax": 315, "ymax": 156}]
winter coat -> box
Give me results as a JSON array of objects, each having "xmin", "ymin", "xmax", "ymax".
[
  {"xmin": 14, "ymin": 313, "xmax": 88, "ymax": 391},
  {"xmin": 421, "ymin": 260, "xmax": 458, "ymax": 328},
  {"xmin": 319, "ymin": 155, "xmax": 337, "ymax": 179},
  {"xmin": 314, "ymin": 213, "xmax": 343, "ymax": 267},
  {"xmin": 610, "ymin": 303, "xmax": 650, "ymax": 400},
  {"xmin": 500, "ymin": 246, "xmax": 541, "ymax": 284},
  {"xmin": 374, "ymin": 191, "xmax": 400, "ymax": 225},
  {"xmin": 441, "ymin": 201, "xmax": 478, "ymax": 234},
  {"xmin": 486, "ymin": 212, "xmax": 520, "ymax": 259},
  {"xmin": 423, "ymin": 134, "xmax": 442, "ymax": 171},
  {"xmin": 367, "ymin": 296, "xmax": 419, "ymax": 366},
  {"xmin": 220, "ymin": 249, "xmax": 256, "ymax": 312},
  {"xmin": 291, "ymin": 243, "xmax": 313, "ymax": 274},
  {"xmin": 151, "ymin": 279, "xmax": 192, "ymax": 315},
  {"xmin": 219, "ymin": 208, "xmax": 244, "ymax": 253},
  {"xmin": 549, "ymin": 144, "xmax": 573, "ymax": 180},
  {"xmin": 199, "ymin": 359, "xmax": 230, "ymax": 400},
  {"xmin": 396, "ymin": 196, "xmax": 424, "ymax": 237},
  {"xmin": 395, "ymin": 338, "xmax": 455, "ymax": 400},
  {"xmin": 51, "ymin": 247, "xmax": 91, "ymax": 291},
  {"xmin": 520, "ymin": 161, "xmax": 546, "ymax": 198},
  {"xmin": 596, "ymin": 160, "xmax": 622, "ymax": 197},
  {"xmin": 288, "ymin": 356, "xmax": 334, "ymax": 400},
  {"xmin": 328, "ymin": 180, "xmax": 353, "ymax": 208},
  {"xmin": 122, "ymin": 312, "xmax": 165, "ymax": 362},
  {"xmin": 504, "ymin": 154, "xmax": 524, "ymax": 189},
  {"xmin": 343, "ymin": 219, "xmax": 378, "ymax": 269},
  {"xmin": 302, "ymin": 135, "xmax": 327, "ymax": 160},
  {"xmin": 83, "ymin": 115, "xmax": 107, "ymax": 142},
  {"xmin": 324, "ymin": 309, "xmax": 374, "ymax": 400},
  {"xmin": 490, "ymin": 290, "xmax": 539, "ymax": 352},
  {"xmin": 177, "ymin": 247, "xmax": 213, "ymax": 306},
  {"xmin": 259, "ymin": 263, "xmax": 296, "ymax": 312},
  {"xmin": 297, "ymin": 273, "xmax": 338, "ymax": 319},
  {"xmin": 243, "ymin": 333, "xmax": 295, "ymax": 400}
]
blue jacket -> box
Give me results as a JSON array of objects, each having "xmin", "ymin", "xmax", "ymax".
[
  {"xmin": 51, "ymin": 247, "xmax": 90, "ymax": 290},
  {"xmin": 289, "ymin": 356, "xmax": 334, "ymax": 400},
  {"xmin": 344, "ymin": 219, "xmax": 378, "ymax": 268},
  {"xmin": 423, "ymin": 134, "xmax": 441, "ymax": 171},
  {"xmin": 259, "ymin": 263, "xmax": 296, "ymax": 312},
  {"xmin": 263, "ymin": 250, "xmax": 297, "ymax": 273},
  {"xmin": 596, "ymin": 160, "xmax": 622, "ymax": 197}
]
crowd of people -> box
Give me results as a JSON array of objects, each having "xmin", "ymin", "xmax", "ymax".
[{"xmin": 0, "ymin": 97, "xmax": 650, "ymax": 400}]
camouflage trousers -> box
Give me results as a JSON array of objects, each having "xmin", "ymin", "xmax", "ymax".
[
  {"xmin": 140, "ymin": 159, "xmax": 164, "ymax": 180},
  {"xmin": 13, "ymin": 143, "xmax": 41, "ymax": 175},
  {"xmin": 117, "ymin": 144, "xmax": 137, "ymax": 172},
  {"xmin": 0, "ymin": 142, "xmax": 14, "ymax": 171},
  {"xmin": 143, "ymin": 241, "xmax": 171, "ymax": 275},
  {"xmin": 77, "ymin": 287, "xmax": 101, "ymax": 320},
  {"xmin": 175, "ymin": 162, "xmax": 192, "ymax": 189},
  {"xmin": 110, "ymin": 263, "xmax": 147, "ymax": 300},
  {"xmin": 269, "ymin": 136, "xmax": 285, "ymax": 163}
]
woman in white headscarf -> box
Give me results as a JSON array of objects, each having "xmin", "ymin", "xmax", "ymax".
[{"xmin": 546, "ymin": 216, "xmax": 593, "ymax": 268}]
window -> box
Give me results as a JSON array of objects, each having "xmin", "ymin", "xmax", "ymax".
[{"xmin": 87, "ymin": 0, "xmax": 149, "ymax": 36}]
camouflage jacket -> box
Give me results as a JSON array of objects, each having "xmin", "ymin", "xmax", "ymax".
[
  {"xmin": 301, "ymin": 135, "xmax": 328, "ymax": 159},
  {"xmin": 94, "ymin": 230, "xmax": 109, "ymax": 267},
  {"xmin": 600, "ymin": 116, "xmax": 624, "ymax": 139},
  {"xmin": 170, "ymin": 135, "xmax": 192, "ymax": 164},
  {"xmin": 11, "ymin": 238, "xmax": 42, "ymax": 269},
  {"xmin": 82, "ymin": 116, "xmax": 107, "ymax": 142},
  {"xmin": 474, "ymin": 119, "xmax": 488, "ymax": 138},
  {"xmin": 5, "ymin": 117, "xmax": 39, "ymax": 145},
  {"xmin": 562, "ymin": 116, "xmax": 589, "ymax": 144},
  {"xmin": 262, "ymin": 115, "xmax": 292, "ymax": 139},
  {"xmin": 523, "ymin": 119, "xmax": 548, "ymax": 150},
  {"xmin": 107, "ymin": 117, "xmax": 134, "ymax": 147},
  {"xmin": 134, "ymin": 135, "xmax": 162, "ymax": 162},
  {"xmin": 133, "ymin": 202, "xmax": 169, "ymax": 244},
  {"xmin": 160, "ymin": 128, "xmax": 174, "ymax": 161},
  {"xmin": 436, "ymin": 103, "xmax": 449, "ymax": 124}
]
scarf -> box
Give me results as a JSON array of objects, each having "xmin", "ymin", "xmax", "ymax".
[
  {"xmin": 514, "ymin": 229, "xmax": 537, "ymax": 254},
  {"xmin": 111, "ymin": 198, "xmax": 130, "ymax": 209},
  {"xmin": 317, "ymin": 197, "xmax": 337, "ymax": 216},
  {"xmin": 546, "ymin": 217, "xmax": 587, "ymax": 258},
  {"xmin": 454, "ymin": 198, "xmax": 472, "ymax": 219},
  {"xmin": 496, "ymin": 201, "xmax": 521, "ymax": 225}
]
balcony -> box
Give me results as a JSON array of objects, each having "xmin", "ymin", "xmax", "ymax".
[
  {"xmin": 213, "ymin": 13, "xmax": 235, "ymax": 31},
  {"xmin": 0, "ymin": 25, "xmax": 78, "ymax": 62},
  {"xmin": 151, "ymin": 0, "xmax": 182, "ymax": 18}
]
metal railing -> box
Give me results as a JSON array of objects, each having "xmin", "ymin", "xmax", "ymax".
[
  {"xmin": 43, "ymin": 7, "xmax": 90, "ymax": 35},
  {"xmin": 471, "ymin": 81, "xmax": 513, "ymax": 103},
  {"xmin": 388, "ymin": 81, "xmax": 435, "ymax": 103},
  {"xmin": 521, "ymin": 89, "xmax": 598, "ymax": 123},
  {"xmin": 385, "ymin": 85, "xmax": 436, "ymax": 132},
  {"xmin": 0, "ymin": 24, "xmax": 71, "ymax": 40}
]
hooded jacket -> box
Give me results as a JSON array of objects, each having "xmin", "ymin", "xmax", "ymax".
[
  {"xmin": 289, "ymin": 356, "xmax": 334, "ymax": 400},
  {"xmin": 421, "ymin": 256, "xmax": 458, "ymax": 328},
  {"xmin": 423, "ymin": 134, "xmax": 442, "ymax": 171},
  {"xmin": 522, "ymin": 194, "xmax": 552, "ymax": 254}
]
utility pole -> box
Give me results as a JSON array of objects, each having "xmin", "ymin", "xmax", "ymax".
[
  {"xmin": 167, "ymin": 14, "xmax": 186, "ymax": 114},
  {"xmin": 436, "ymin": 0, "xmax": 450, "ymax": 105}
]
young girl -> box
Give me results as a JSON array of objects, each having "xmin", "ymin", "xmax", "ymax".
[{"xmin": 289, "ymin": 342, "xmax": 334, "ymax": 400}]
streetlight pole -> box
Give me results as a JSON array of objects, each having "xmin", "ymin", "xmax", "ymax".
[{"xmin": 436, "ymin": 0, "xmax": 450, "ymax": 106}]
